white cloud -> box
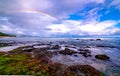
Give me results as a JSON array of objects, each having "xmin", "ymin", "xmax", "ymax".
[
  {"xmin": 47, "ymin": 24, "xmax": 71, "ymax": 33},
  {"xmin": 47, "ymin": 20, "xmax": 120, "ymax": 36},
  {"xmin": 110, "ymin": 0, "xmax": 120, "ymax": 10}
]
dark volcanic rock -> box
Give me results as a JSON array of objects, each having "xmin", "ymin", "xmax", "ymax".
[
  {"xmin": 22, "ymin": 46, "xmax": 35, "ymax": 52},
  {"xmin": 67, "ymin": 65, "xmax": 103, "ymax": 76},
  {"xmin": 83, "ymin": 54, "xmax": 92, "ymax": 57},
  {"xmin": 95, "ymin": 54, "xmax": 110, "ymax": 60},
  {"xmin": 86, "ymin": 46, "xmax": 91, "ymax": 48},
  {"xmin": 96, "ymin": 45, "xmax": 115, "ymax": 48},
  {"xmin": 9, "ymin": 46, "xmax": 35, "ymax": 54},
  {"xmin": 96, "ymin": 38, "xmax": 102, "ymax": 41},
  {"xmin": 59, "ymin": 48, "xmax": 77, "ymax": 55},
  {"xmin": 76, "ymin": 39, "xmax": 79, "ymax": 40},
  {"xmin": 47, "ymin": 63, "xmax": 63, "ymax": 76},
  {"xmin": 51, "ymin": 45, "xmax": 61, "ymax": 49},
  {"xmin": 79, "ymin": 48, "xmax": 92, "ymax": 57},
  {"xmin": 48, "ymin": 63, "xmax": 80, "ymax": 76},
  {"xmin": 96, "ymin": 45, "xmax": 108, "ymax": 47},
  {"xmin": 33, "ymin": 47, "xmax": 52, "ymax": 59},
  {"xmin": 73, "ymin": 54, "xmax": 78, "ymax": 57},
  {"xmin": 0, "ymin": 43, "xmax": 10, "ymax": 47}
]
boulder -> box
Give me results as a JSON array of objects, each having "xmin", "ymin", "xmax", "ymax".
[
  {"xmin": 96, "ymin": 39, "xmax": 101, "ymax": 41},
  {"xmin": 79, "ymin": 48, "xmax": 92, "ymax": 57},
  {"xmin": 33, "ymin": 47, "xmax": 52, "ymax": 59},
  {"xmin": 95, "ymin": 54, "xmax": 110, "ymax": 60},
  {"xmin": 51, "ymin": 45, "xmax": 60, "ymax": 49},
  {"xmin": 59, "ymin": 48, "xmax": 77, "ymax": 55},
  {"xmin": 67, "ymin": 65, "xmax": 103, "ymax": 76},
  {"xmin": 22, "ymin": 46, "xmax": 35, "ymax": 52},
  {"xmin": 76, "ymin": 39, "xmax": 79, "ymax": 40}
]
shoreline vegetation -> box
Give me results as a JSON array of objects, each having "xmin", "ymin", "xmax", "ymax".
[{"xmin": 0, "ymin": 32, "xmax": 16, "ymax": 38}]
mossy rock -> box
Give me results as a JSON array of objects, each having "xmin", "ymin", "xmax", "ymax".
[
  {"xmin": 0, "ymin": 53, "xmax": 49, "ymax": 75},
  {"xmin": 67, "ymin": 65, "xmax": 103, "ymax": 76},
  {"xmin": 0, "ymin": 43, "xmax": 9, "ymax": 47}
]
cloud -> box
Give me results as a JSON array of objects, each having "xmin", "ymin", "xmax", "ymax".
[
  {"xmin": 110, "ymin": 0, "xmax": 120, "ymax": 10},
  {"xmin": 47, "ymin": 20, "xmax": 120, "ymax": 36},
  {"xmin": 1, "ymin": 14, "xmax": 119, "ymax": 37},
  {"xmin": 0, "ymin": 0, "xmax": 105, "ymax": 19},
  {"xmin": 0, "ymin": 0, "xmax": 120, "ymax": 37},
  {"xmin": 0, "ymin": 11, "xmax": 57, "ymax": 37}
]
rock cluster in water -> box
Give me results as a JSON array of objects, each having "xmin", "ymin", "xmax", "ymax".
[
  {"xmin": 51, "ymin": 45, "xmax": 61, "ymax": 49},
  {"xmin": 59, "ymin": 48, "xmax": 77, "ymax": 55},
  {"xmin": 79, "ymin": 48, "xmax": 92, "ymax": 57}
]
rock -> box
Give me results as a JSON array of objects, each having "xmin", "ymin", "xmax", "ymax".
[
  {"xmin": 86, "ymin": 46, "xmax": 91, "ymax": 48},
  {"xmin": 33, "ymin": 47, "xmax": 52, "ymax": 59},
  {"xmin": 79, "ymin": 48, "xmax": 92, "ymax": 57},
  {"xmin": 96, "ymin": 45, "xmax": 107, "ymax": 47},
  {"xmin": 49, "ymin": 42, "xmax": 52, "ymax": 45},
  {"xmin": 22, "ymin": 46, "xmax": 35, "ymax": 52},
  {"xmin": 96, "ymin": 45, "xmax": 115, "ymax": 48},
  {"xmin": 59, "ymin": 48, "xmax": 77, "ymax": 55},
  {"xmin": 76, "ymin": 39, "xmax": 79, "ymax": 40},
  {"xmin": 47, "ymin": 63, "xmax": 64, "ymax": 76},
  {"xmin": 0, "ymin": 43, "xmax": 9, "ymax": 47},
  {"xmin": 0, "ymin": 52, "xmax": 7, "ymax": 55},
  {"xmin": 67, "ymin": 65, "xmax": 103, "ymax": 76},
  {"xmin": 95, "ymin": 54, "xmax": 110, "ymax": 60},
  {"xmin": 51, "ymin": 45, "xmax": 60, "ymax": 49},
  {"xmin": 73, "ymin": 55, "xmax": 78, "ymax": 57},
  {"xmin": 52, "ymin": 51, "xmax": 58, "ymax": 55},
  {"xmin": 48, "ymin": 63, "xmax": 80, "ymax": 76},
  {"xmin": 83, "ymin": 54, "xmax": 92, "ymax": 57},
  {"xmin": 96, "ymin": 39, "xmax": 101, "ymax": 41},
  {"xmin": 9, "ymin": 46, "xmax": 35, "ymax": 54},
  {"xmin": 39, "ymin": 57, "xmax": 52, "ymax": 64},
  {"xmin": 90, "ymin": 39, "xmax": 94, "ymax": 41}
]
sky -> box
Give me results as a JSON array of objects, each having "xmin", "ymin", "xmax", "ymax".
[{"xmin": 0, "ymin": 0, "xmax": 120, "ymax": 37}]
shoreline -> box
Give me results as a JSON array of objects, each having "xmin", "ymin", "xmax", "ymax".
[
  {"xmin": 0, "ymin": 38, "xmax": 120, "ymax": 75},
  {"xmin": 0, "ymin": 36, "xmax": 16, "ymax": 38}
]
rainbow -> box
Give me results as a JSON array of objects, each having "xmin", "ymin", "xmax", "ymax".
[{"xmin": 13, "ymin": 10, "xmax": 57, "ymax": 20}]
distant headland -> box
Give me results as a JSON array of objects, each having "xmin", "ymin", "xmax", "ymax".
[{"xmin": 0, "ymin": 32, "xmax": 16, "ymax": 37}]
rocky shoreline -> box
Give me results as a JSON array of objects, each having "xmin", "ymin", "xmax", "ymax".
[
  {"xmin": 0, "ymin": 38, "xmax": 120, "ymax": 76},
  {"xmin": 0, "ymin": 45, "xmax": 104, "ymax": 76}
]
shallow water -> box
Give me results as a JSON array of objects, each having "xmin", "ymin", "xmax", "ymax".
[{"xmin": 0, "ymin": 37, "xmax": 120, "ymax": 76}]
